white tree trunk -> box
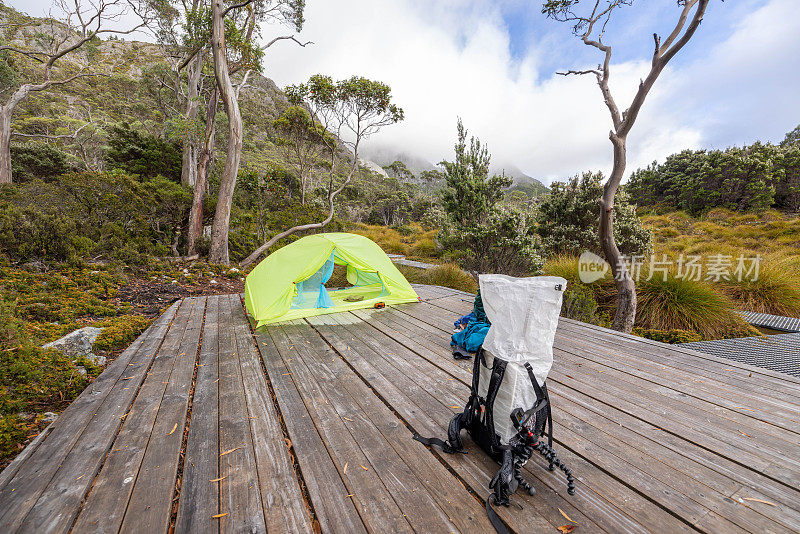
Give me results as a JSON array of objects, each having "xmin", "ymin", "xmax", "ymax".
[
  {"xmin": 180, "ymin": 54, "xmax": 202, "ymax": 187},
  {"xmin": 0, "ymin": 107, "xmax": 13, "ymax": 184},
  {"xmin": 208, "ymin": 0, "xmax": 243, "ymax": 265}
]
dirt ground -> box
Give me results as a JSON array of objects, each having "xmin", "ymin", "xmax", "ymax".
[{"xmin": 117, "ymin": 275, "xmax": 245, "ymax": 317}]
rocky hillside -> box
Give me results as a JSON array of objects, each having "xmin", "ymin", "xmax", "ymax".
[{"xmin": 2, "ymin": 4, "xmax": 299, "ymax": 178}]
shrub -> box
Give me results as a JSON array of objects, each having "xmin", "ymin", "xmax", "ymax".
[
  {"xmin": 105, "ymin": 123, "xmax": 183, "ymax": 182},
  {"xmin": 439, "ymin": 120, "xmax": 542, "ymax": 276},
  {"xmin": 0, "ymin": 171, "xmax": 192, "ymax": 265},
  {"xmin": 0, "ymin": 204, "xmax": 77, "ymax": 262},
  {"xmin": 635, "ymin": 328, "xmax": 703, "ymax": 344},
  {"xmin": 560, "ymin": 282, "xmax": 608, "ymax": 326},
  {"xmin": 536, "ymin": 171, "xmax": 652, "ymax": 259},
  {"xmin": 10, "ymin": 143, "xmax": 71, "ymax": 183}
]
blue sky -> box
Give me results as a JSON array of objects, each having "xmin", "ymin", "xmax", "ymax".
[{"xmin": 11, "ymin": 0, "xmax": 799, "ymax": 183}]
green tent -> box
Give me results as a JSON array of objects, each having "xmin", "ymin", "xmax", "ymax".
[{"xmin": 244, "ymin": 233, "xmax": 419, "ymax": 327}]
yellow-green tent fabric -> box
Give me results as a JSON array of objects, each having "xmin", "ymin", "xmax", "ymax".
[{"xmin": 244, "ymin": 233, "xmax": 419, "ymax": 327}]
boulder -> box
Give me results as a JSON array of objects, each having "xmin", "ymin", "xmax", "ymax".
[{"xmin": 43, "ymin": 326, "xmax": 107, "ymax": 366}]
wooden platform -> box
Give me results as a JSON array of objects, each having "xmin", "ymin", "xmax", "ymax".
[{"xmin": 1, "ymin": 285, "xmax": 799, "ymax": 533}]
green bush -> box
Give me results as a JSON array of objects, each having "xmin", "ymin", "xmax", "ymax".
[
  {"xmin": 0, "ymin": 204, "xmax": 77, "ymax": 262},
  {"xmin": 536, "ymin": 171, "xmax": 652, "ymax": 259},
  {"xmin": 0, "ymin": 171, "xmax": 191, "ymax": 264},
  {"xmin": 439, "ymin": 120, "xmax": 542, "ymax": 276},
  {"xmin": 11, "ymin": 143, "xmax": 72, "ymax": 183},
  {"xmin": 105, "ymin": 123, "xmax": 183, "ymax": 182},
  {"xmin": 560, "ymin": 282, "xmax": 608, "ymax": 325},
  {"xmin": 635, "ymin": 328, "xmax": 703, "ymax": 344}
]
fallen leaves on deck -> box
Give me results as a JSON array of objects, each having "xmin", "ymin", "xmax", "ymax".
[
  {"xmin": 212, "ymin": 512, "xmax": 228, "ymax": 518},
  {"xmin": 557, "ymin": 525, "xmax": 575, "ymax": 533},
  {"xmin": 558, "ymin": 508, "xmax": 578, "ymax": 524},
  {"xmin": 220, "ymin": 447, "xmax": 241, "ymax": 457},
  {"xmin": 742, "ymin": 497, "xmax": 777, "ymax": 506},
  {"xmin": 167, "ymin": 423, "xmax": 178, "ymax": 435}
]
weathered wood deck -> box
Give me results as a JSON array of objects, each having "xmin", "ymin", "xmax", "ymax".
[{"xmin": 1, "ymin": 285, "xmax": 799, "ymax": 533}]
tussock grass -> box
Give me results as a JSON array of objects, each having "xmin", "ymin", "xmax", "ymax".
[
  {"xmin": 542, "ymin": 255, "xmax": 761, "ymax": 339},
  {"xmin": 351, "ymin": 223, "xmax": 441, "ymax": 261},
  {"xmin": 398, "ymin": 263, "xmax": 478, "ymax": 293},
  {"xmin": 636, "ymin": 274, "xmax": 758, "ymax": 339},
  {"xmin": 716, "ymin": 256, "xmax": 800, "ymax": 317}
]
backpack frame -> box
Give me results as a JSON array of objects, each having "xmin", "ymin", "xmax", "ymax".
[{"xmin": 415, "ymin": 345, "xmax": 575, "ymax": 530}]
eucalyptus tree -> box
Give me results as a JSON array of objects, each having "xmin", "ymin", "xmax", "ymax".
[
  {"xmin": 207, "ymin": 0, "xmax": 306, "ymax": 264},
  {"xmin": 0, "ymin": 0, "xmax": 146, "ymax": 183},
  {"xmin": 543, "ymin": 0, "xmax": 710, "ymax": 332},
  {"xmin": 240, "ymin": 75, "xmax": 404, "ymax": 269},
  {"xmin": 272, "ymin": 105, "xmax": 329, "ymax": 205}
]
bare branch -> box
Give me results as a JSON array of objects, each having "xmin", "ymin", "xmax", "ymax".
[
  {"xmin": 262, "ymin": 35, "xmax": 313, "ymax": 50},
  {"xmin": 12, "ymin": 121, "xmax": 91, "ymax": 140},
  {"xmin": 0, "ymin": 46, "xmax": 47, "ymax": 63},
  {"xmin": 557, "ymin": 68, "xmax": 601, "ymax": 77},
  {"xmin": 221, "ymin": 0, "xmax": 255, "ymax": 17}
]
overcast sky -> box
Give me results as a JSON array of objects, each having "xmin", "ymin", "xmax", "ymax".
[{"xmin": 13, "ymin": 0, "xmax": 800, "ymax": 184}]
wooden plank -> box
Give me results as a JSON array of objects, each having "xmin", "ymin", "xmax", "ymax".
[
  {"xmin": 69, "ymin": 298, "xmax": 199, "ymax": 533},
  {"xmin": 253, "ymin": 328, "xmax": 367, "ymax": 533},
  {"xmin": 356, "ymin": 305, "xmax": 700, "ymax": 530},
  {"xmin": 216, "ymin": 295, "xmax": 266, "ymax": 533},
  {"xmin": 311, "ymin": 313, "xmax": 676, "ymax": 534},
  {"xmin": 269, "ymin": 322, "xmax": 414, "ymax": 533},
  {"xmin": 552, "ymin": 380, "xmax": 800, "ymax": 531},
  {"xmin": 551, "ymin": 338, "xmax": 800, "ymax": 477},
  {"xmin": 0, "ymin": 301, "xmax": 181, "ymax": 532},
  {"xmin": 118, "ymin": 297, "xmax": 206, "ymax": 533},
  {"xmin": 556, "ymin": 320, "xmax": 800, "ymax": 414},
  {"xmin": 556, "ymin": 320, "xmax": 800, "ymax": 403},
  {"xmin": 293, "ymin": 318, "xmax": 495, "ymax": 533},
  {"xmin": 559, "ymin": 315, "xmax": 800, "ymax": 388},
  {"xmin": 0, "ymin": 423, "xmax": 54, "ymax": 491},
  {"xmin": 175, "ymin": 295, "xmax": 221, "ymax": 534},
  {"xmin": 553, "ymin": 333, "xmax": 800, "ymax": 455},
  {"xmin": 403, "ymin": 303, "xmax": 792, "ymax": 482},
  {"xmin": 229, "ymin": 296, "xmax": 313, "ymax": 533}
]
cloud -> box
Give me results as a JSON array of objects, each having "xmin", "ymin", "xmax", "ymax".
[
  {"xmin": 261, "ymin": 0, "xmax": 718, "ymax": 183},
  {"xmin": 262, "ymin": 0, "xmax": 800, "ymax": 184},
  {"xmin": 13, "ymin": 0, "xmax": 796, "ymax": 184}
]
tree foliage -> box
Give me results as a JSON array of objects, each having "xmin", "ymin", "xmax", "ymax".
[
  {"xmin": 439, "ymin": 119, "xmax": 541, "ymax": 276},
  {"xmin": 105, "ymin": 123, "xmax": 183, "ymax": 181},
  {"xmin": 10, "ymin": 143, "xmax": 72, "ymax": 183},
  {"xmin": 626, "ymin": 140, "xmax": 800, "ymax": 214},
  {"xmin": 537, "ymin": 171, "xmax": 652, "ymax": 259}
]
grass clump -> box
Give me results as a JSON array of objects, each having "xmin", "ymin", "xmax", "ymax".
[
  {"xmin": 398, "ymin": 263, "xmax": 478, "ymax": 293},
  {"xmin": 636, "ymin": 274, "xmax": 758, "ymax": 339},
  {"xmin": 715, "ymin": 256, "xmax": 800, "ymax": 317}
]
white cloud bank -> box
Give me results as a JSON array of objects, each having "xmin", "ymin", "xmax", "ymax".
[
  {"xmin": 262, "ymin": 0, "xmax": 798, "ymax": 184},
  {"xmin": 12, "ymin": 0, "xmax": 799, "ymax": 184}
]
